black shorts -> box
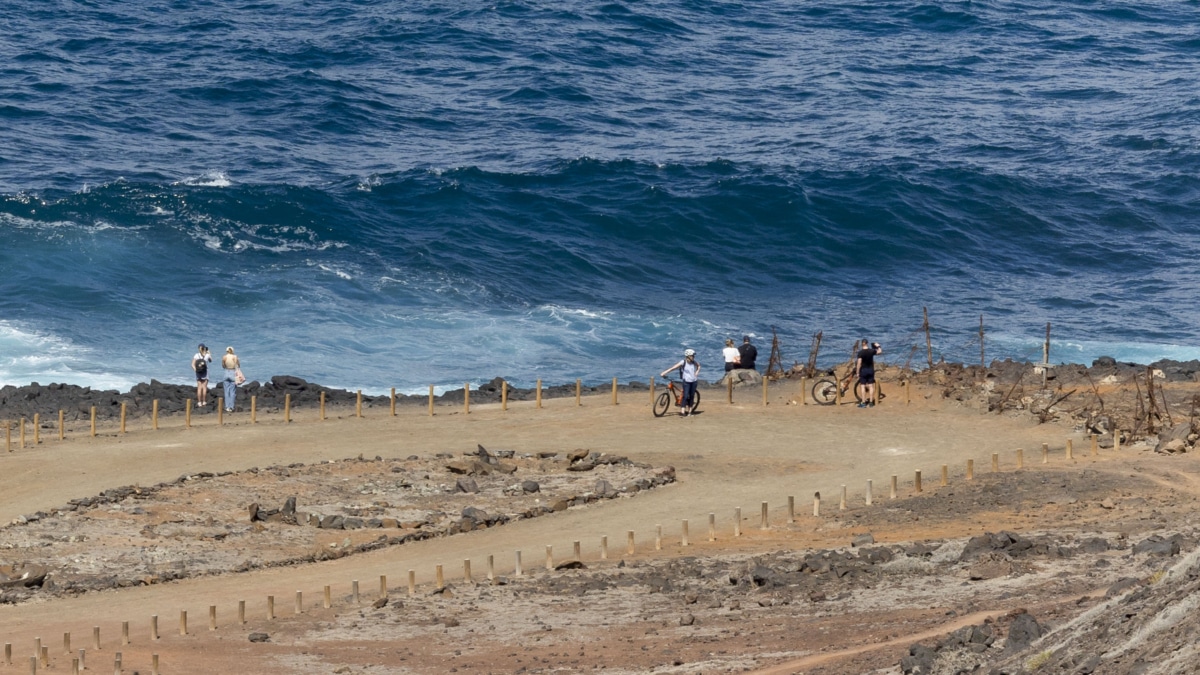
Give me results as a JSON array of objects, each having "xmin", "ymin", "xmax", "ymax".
[
  {"xmin": 196, "ymin": 371, "xmax": 208, "ymax": 383},
  {"xmin": 725, "ymin": 363, "xmax": 737, "ymax": 372},
  {"xmin": 858, "ymin": 369, "xmax": 875, "ymax": 385}
]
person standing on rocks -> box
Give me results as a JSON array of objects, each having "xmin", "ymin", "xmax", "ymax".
[
  {"xmin": 221, "ymin": 346, "xmax": 243, "ymax": 413},
  {"xmin": 661, "ymin": 348, "xmax": 701, "ymax": 416},
  {"xmin": 192, "ymin": 343, "xmax": 212, "ymax": 407},
  {"xmin": 855, "ymin": 340, "xmax": 881, "ymax": 408},
  {"xmin": 737, "ymin": 335, "xmax": 758, "ymax": 371},
  {"xmin": 723, "ymin": 339, "xmax": 741, "ymax": 372}
]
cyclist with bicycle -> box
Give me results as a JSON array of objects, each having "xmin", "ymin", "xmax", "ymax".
[
  {"xmin": 661, "ymin": 349, "xmax": 701, "ymax": 416},
  {"xmin": 855, "ymin": 340, "xmax": 882, "ymax": 408}
]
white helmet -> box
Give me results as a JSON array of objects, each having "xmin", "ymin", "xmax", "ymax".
[{"xmin": 683, "ymin": 349, "xmax": 696, "ymax": 357}]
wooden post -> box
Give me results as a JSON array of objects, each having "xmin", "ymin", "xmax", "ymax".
[
  {"xmin": 573, "ymin": 541, "xmax": 581, "ymax": 559},
  {"xmin": 185, "ymin": 399, "xmax": 191, "ymax": 428},
  {"xmin": 763, "ymin": 375, "xmax": 768, "ymax": 406},
  {"xmin": 501, "ymin": 380, "xmax": 508, "ymax": 411},
  {"xmin": 890, "ymin": 475, "xmax": 898, "ymax": 499},
  {"xmin": 800, "ymin": 376, "xmax": 807, "ymax": 405},
  {"xmin": 991, "ymin": 453, "xmax": 999, "ymax": 473},
  {"xmin": 3, "ymin": 643, "xmax": 8, "ymax": 667},
  {"xmin": 90, "ymin": 406, "xmax": 96, "ymax": 437},
  {"xmin": 33, "ymin": 414, "xmax": 40, "ymax": 445},
  {"xmin": 408, "ymin": 569, "xmax": 416, "ymax": 595},
  {"xmin": 534, "ymin": 379, "xmax": 541, "ymax": 408},
  {"xmin": 284, "ymin": 393, "xmax": 290, "ymax": 423},
  {"xmin": 576, "ymin": 378, "xmax": 582, "ymax": 406},
  {"xmin": 787, "ymin": 495, "xmax": 795, "ymax": 522},
  {"xmin": 681, "ymin": 520, "xmax": 689, "ymax": 547},
  {"xmin": 464, "ymin": 559, "xmax": 473, "ymax": 584},
  {"xmin": 120, "ymin": 403, "xmax": 126, "ymax": 434},
  {"xmin": 463, "ymin": 383, "xmax": 470, "ymax": 415},
  {"xmin": 4, "ymin": 422, "xmax": 9, "ymax": 453},
  {"xmin": 941, "ymin": 464, "xmax": 948, "ymax": 486},
  {"xmin": 980, "ymin": 314, "xmax": 985, "ymax": 368},
  {"xmin": 152, "ymin": 654, "xmax": 159, "ymax": 675},
  {"xmin": 380, "ymin": 574, "xmax": 388, "ymax": 599},
  {"xmin": 320, "ymin": 391, "xmax": 326, "ymax": 420},
  {"xmin": 546, "ymin": 545, "xmax": 553, "ymax": 570},
  {"xmin": 761, "ymin": 501, "xmax": 769, "ymax": 528},
  {"xmin": 352, "ymin": 580, "xmax": 359, "ymax": 603},
  {"xmin": 914, "ymin": 470, "xmax": 922, "ymax": 493},
  {"xmin": 924, "ymin": 307, "xmax": 934, "ymax": 373},
  {"xmin": 612, "ymin": 377, "xmax": 618, "ymax": 405},
  {"xmin": 906, "ymin": 378, "xmax": 912, "ymax": 405},
  {"xmin": 1042, "ymin": 442, "xmax": 1049, "ymax": 463},
  {"xmin": 210, "ymin": 605, "xmax": 217, "ymax": 629},
  {"xmin": 650, "ymin": 376, "xmax": 655, "ymax": 407},
  {"xmin": 179, "ymin": 610, "xmax": 187, "ymax": 636},
  {"xmin": 1066, "ymin": 439, "xmax": 1074, "ymax": 460},
  {"xmin": 626, "ymin": 531, "xmax": 635, "ymax": 555},
  {"xmin": 295, "ymin": 591, "xmax": 303, "ymax": 614},
  {"xmin": 152, "ymin": 400, "xmax": 158, "ymax": 430},
  {"xmin": 1091, "ymin": 434, "xmax": 1098, "ymax": 456},
  {"xmin": 866, "ymin": 480, "xmax": 873, "ymax": 506},
  {"xmin": 428, "ymin": 385, "xmax": 434, "ymax": 416},
  {"xmin": 217, "ymin": 399, "xmax": 224, "ymax": 425},
  {"xmin": 63, "ymin": 632, "xmax": 70, "ymax": 655},
  {"xmin": 59, "ymin": 410, "xmax": 64, "ymax": 441},
  {"xmin": 708, "ymin": 513, "xmax": 716, "ymax": 541},
  {"xmin": 121, "ymin": 622, "xmax": 128, "ymax": 645},
  {"xmin": 114, "ymin": 653, "xmax": 121, "ymax": 675},
  {"xmin": 967, "ymin": 459, "xmax": 974, "ymax": 480},
  {"xmin": 19, "ymin": 417, "xmax": 26, "ymax": 449},
  {"xmin": 734, "ymin": 507, "xmax": 742, "ymax": 537},
  {"xmin": 356, "ymin": 390, "xmax": 363, "ymax": 417},
  {"xmin": 839, "ymin": 486, "xmax": 847, "ymax": 510},
  {"xmin": 390, "ymin": 388, "xmax": 396, "ymax": 417},
  {"xmin": 267, "ymin": 595, "xmax": 274, "ymax": 620},
  {"xmin": 1017, "ymin": 448, "xmax": 1024, "ymax": 469},
  {"xmin": 812, "ymin": 492, "xmax": 820, "ymax": 517},
  {"xmin": 151, "ymin": 615, "xmax": 159, "ymax": 640},
  {"xmin": 93, "ymin": 626, "xmax": 100, "ymax": 650},
  {"xmin": 727, "ymin": 375, "xmax": 733, "ymax": 404},
  {"xmin": 514, "ymin": 551, "xmax": 523, "ymax": 577},
  {"xmin": 655, "ymin": 524, "xmax": 662, "ymax": 551},
  {"xmin": 238, "ymin": 600, "xmax": 245, "ymax": 625},
  {"xmin": 601, "ymin": 536, "xmax": 608, "ymax": 559},
  {"xmin": 486, "ymin": 557, "xmax": 495, "ymax": 583},
  {"xmin": 323, "ymin": 585, "xmax": 331, "ymax": 609}
]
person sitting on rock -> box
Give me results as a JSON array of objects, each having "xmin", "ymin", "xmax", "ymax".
[{"xmin": 738, "ymin": 336, "xmax": 758, "ymax": 372}]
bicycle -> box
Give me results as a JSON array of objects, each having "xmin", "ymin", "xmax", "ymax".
[
  {"xmin": 810, "ymin": 371, "xmax": 885, "ymax": 406},
  {"xmin": 653, "ymin": 379, "xmax": 701, "ymax": 417}
]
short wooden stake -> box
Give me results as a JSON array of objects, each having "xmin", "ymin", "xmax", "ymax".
[
  {"xmin": 763, "ymin": 375, "xmax": 768, "ymax": 406},
  {"xmin": 733, "ymin": 507, "xmax": 741, "ymax": 537},
  {"xmin": 576, "ymin": 378, "xmax": 582, "ymax": 406},
  {"xmin": 761, "ymin": 501, "xmax": 770, "ymax": 528},
  {"xmin": 320, "ymin": 391, "xmax": 326, "ymax": 420},
  {"xmin": 267, "ymin": 595, "xmax": 274, "ymax": 620},
  {"xmin": 612, "ymin": 377, "xmax": 619, "ymax": 405},
  {"xmin": 238, "ymin": 600, "xmax": 245, "ymax": 625},
  {"xmin": 428, "ymin": 385, "xmax": 434, "ymax": 416},
  {"xmin": 626, "ymin": 531, "xmax": 635, "ymax": 555},
  {"xmin": 357, "ymin": 390, "xmax": 363, "ymax": 417},
  {"xmin": 708, "ymin": 513, "xmax": 716, "ymax": 541},
  {"xmin": 890, "ymin": 475, "xmax": 898, "ymax": 499},
  {"xmin": 217, "ymin": 400, "xmax": 223, "ymax": 425},
  {"xmin": 408, "ymin": 570, "xmax": 416, "ymax": 595},
  {"xmin": 179, "ymin": 610, "xmax": 187, "ymax": 636},
  {"xmin": 185, "ymin": 400, "xmax": 191, "ymax": 428},
  {"xmin": 295, "ymin": 591, "xmax": 303, "ymax": 614},
  {"xmin": 840, "ymin": 486, "xmax": 847, "ymax": 510},
  {"xmin": 35, "ymin": 637, "xmax": 41, "ymax": 661},
  {"xmin": 4, "ymin": 642, "xmax": 9, "ymax": 665},
  {"xmin": 247, "ymin": 394, "xmax": 255, "ymax": 422},
  {"xmin": 18, "ymin": 417, "xmax": 25, "ymax": 449},
  {"xmin": 1091, "ymin": 434, "xmax": 1098, "ymax": 456},
  {"xmin": 210, "ymin": 604, "xmax": 218, "ymax": 629},
  {"xmin": 967, "ymin": 459, "xmax": 975, "ymax": 480},
  {"xmin": 991, "ymin": 453, "xmax": 999, "ymax": 473},
  {"xmin": 113, "ymin": 653, "xmax": 120, "ymax": 675},
  {"xmin": 72, "ymin": 657, "xmax": 79, "ymax": 675},
  {"xmin": 914, "ymin": 470, "xmax": 922, "ymax": 493},
  {"xmin": 536, "ymin": 379, "xmax": 543, "ymax": 408},
  {"xmin": 515, "ymin": 551, "xmax": 523, "ymax": 576},
  {"xmin": 1042, "ymin": 442, "xmax": 1049, "ymax": 463},
  {"xmin": 655, "ymin": 524, "xmax": 662, "ymax": 551},
  {"xmin": 800, "ymin": 376, "xmax": 807, "ymax": 405},
  {"xmin": 390, "ymin": 388, "xmax": 396, "ymax": 417},
  {"xmin": 33, "ymin": 413, "xmax": 40, "ymax": 445},
  {"xmin": 59, "ymin": 410, "xmax": 64, "ymax": 440},
  {"xmin": 487, "ymin": 556, "xmax": 495, "ymax": 583},
  {"xmin": 380, "ymin": 574, "xmax": 387, "ymax": 598},
  {"xmin": 93, "ymin": 626, "xmax": 100, "ymax": 650},
  {"xmin": 121, "ymin": 622, "xmax": 128, "ymax": 645},
  {"xmin": 501, "ymin": 380, "xmax": 508, "ymax": 411},
  {"xmin": 40, "ymin": 646, "xmax": 47, "ymax": 668},
  {"xmin": 941, "ymin": 464, "xmax": 948, "ymax": 486},
  {"xmin": 29, "ymin": 656, "xmax": 35, "ymax": 674},
  {"xmin": 5, "ymin": 422, "xmax": 9, "ymax": 452},
  {"xmin": 573, "ymin": 541, "xmax": 581, "ymax": 559},
  {"xmin": 727, "ymin": 375, "xmax": 733, "ymax": 404},
  {"xmin": 120, "ymin": 403, "xmax": 126, "ymax": 434},
  {"xmin": 545, "ymin": 545, "xmax": 553, "ymax": 570},
  {"xmin": 152, "ymin": 400, "xmax": 158, "ymax": 430},
  {"xmin": 324, "ymin": 585, "xmax": 331, "ymax": 608},
  {"xmin": 866, "ymin": 480, "xmax": 873, "ymax": 506},
  {"xmin": 813, "ymin": 492, "xmax": 820, "ymax": 517},
  {"xmin": 63, "ymin": 632, "xmax": 70, "ymax": 655},
  {"xmin": 436, "ymin": 564, "xmax": 445, "ymax": 589},
  {"xmin": 463, "ymin": 383, "xmax": 470, "ymax": 414},
  {"xmin": 90, "ymin": 406, "xmax": 97, "ymax": 436},
  {"xmin": 650, "ymin": 376, "xmax": 656, "ymax": 406},
  {"xmin": 787, "ymin": 495, "xmax": 795, "ymax": 522},
  {"xmin": 152, "ymin": 654, "xmax": 159, "ymax": 675},
  {"xmin": 284, "ymin": 393, "xmax": 290, "ymax": 423},
  {"xmin": 681, "ymin": 520, "xmax": 689, "ymax": 547},
  {"xmin": 906, "ymin": 379, "xmax": 912, "ymax": 405},
  {"xmin": 600, "ymin": 536, "xmax": 608, "ymax": 559},
  {"xmin": 151, "ymin": 615, "xmax": 158, "ymax": 641},
  {"xmin": 1017, "ymin": 448, "xmax": 1024, "ymax": 469},
  {"xmin": 1066, "ymin": 439, "xmax": 1074, "ymax": 460}
]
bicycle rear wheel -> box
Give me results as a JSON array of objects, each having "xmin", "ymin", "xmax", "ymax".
[
  {"xmin": 653, "ymin": 392, "xmax": 671, "ymax": 417},
  {"xmin": 690, "ymin": 390, "xmax": 700, "ymax": 412},
  {"xmin": 811, "ymin": 379, "xmax": 838, "ymax": 405}
]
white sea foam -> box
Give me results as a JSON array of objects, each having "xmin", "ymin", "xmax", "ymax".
[
  {"xmin": 0, "ymin": 322, "xmax": 139, "ymax": 391},
  {"xmin": 176, "ymin": 171, "xmax": 232, "ymax": 187},
  {"xmin": 318, "ymin": 264, "xmax": 353, "ymax": 280}
]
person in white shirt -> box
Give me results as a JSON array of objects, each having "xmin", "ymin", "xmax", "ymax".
[
  {"xmin": 661, "ymin": 348, "xmax": 701, "ymax": 416},
  {"xmin": 191, "ymin": 344, "xmax": 212, "ymax": 407},
  {"xmin": 722, "ymin": 339, "xmax": 741, "ymax": 372}
]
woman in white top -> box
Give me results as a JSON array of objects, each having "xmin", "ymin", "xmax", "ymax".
[
  {"xmin": 191, "ymin": 344, "xmax": 212, "ymax": 407},
  {"xmin": 660, "ymin": 349, "xmax": 701, "ymax": 416},
  {"xmin": 722, "ymin": 338, "xmax": 740, "ymax": 372}
]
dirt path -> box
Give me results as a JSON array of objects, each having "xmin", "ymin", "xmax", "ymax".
[{"xmin": 0, "ymin": 378, "xmax": 1087, "ymax": 672}]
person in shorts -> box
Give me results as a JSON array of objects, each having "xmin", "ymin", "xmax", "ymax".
[
  {"xmin": 855, "ymin": 340, "xmax": 882, "ymax": 408},
  {"xmin": 191, "ymin": 344, "xmax": 212, "ymax": 407}
]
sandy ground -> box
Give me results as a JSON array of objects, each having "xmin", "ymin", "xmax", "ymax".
[{"xmin": 0, "ymin": 375, "xmax": 1179, "ymax": 674}]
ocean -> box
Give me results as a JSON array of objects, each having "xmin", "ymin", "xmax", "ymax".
[{"xmin": 2, "ymin": 0, "xmax": 1199, "ymax": 393}]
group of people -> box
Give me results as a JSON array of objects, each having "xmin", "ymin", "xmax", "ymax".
[
  {"xmin": 661, "ymin": 336, "xmax": 758, "ymax": 417},
  {"xmin": 191, "ymin": 344, "xmax": 244, "ymax": 412},
  {"xmin": 660, "ymin": 335, "xmax": 883, "ymax": 416}
]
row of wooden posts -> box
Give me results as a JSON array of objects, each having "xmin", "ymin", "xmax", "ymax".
[
  {"xmin": 3, "ymin": 374, "xmax": 837, "ymax": 451},
  {"xmin": 5, "ymin": 431, "xmax": 1116, "ymax": 674}
]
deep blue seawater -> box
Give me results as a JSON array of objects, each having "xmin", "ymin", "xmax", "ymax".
[{"xmin": 2, "ymin": 0, "xmax": 1200, "ymax": 392}]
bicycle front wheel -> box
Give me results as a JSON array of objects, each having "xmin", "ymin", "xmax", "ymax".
[
  {"xmin": 653, "ymin": 392, "xmax": 671, "ymax": 417},
  {"xmin": 811, "ymin": 379, "xmax": 838, "ymax": 405},
  {"xmin": 691, "ymin": 390, "xmax": 700, "ymax": 412}
]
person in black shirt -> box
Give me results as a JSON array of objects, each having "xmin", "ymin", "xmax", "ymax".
[
  {"xmin": 855, "ymin": 340, "xmax": 882, "ymax": 407},
  {"xmin": 738, "ymin": 336, "xmax": 758, "ymax": 372}
]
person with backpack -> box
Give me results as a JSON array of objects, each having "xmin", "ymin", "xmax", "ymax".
[
  {"xmin": 191, "ymin": 344, "xmax": 212, "ymax": 407},
  {"xmin": 661, "ymin": 348, "xmax": 701, "ymax": 416}
]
